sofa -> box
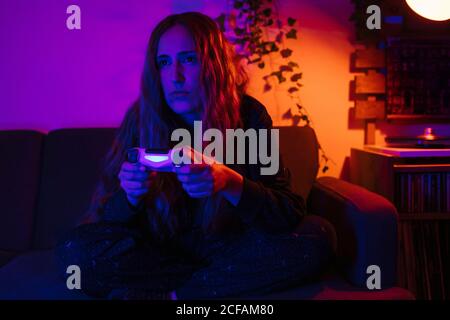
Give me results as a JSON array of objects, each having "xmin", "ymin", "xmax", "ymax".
[{"xmin": 0, "ymin": 126, "xmax": 414, "ymax": 299}]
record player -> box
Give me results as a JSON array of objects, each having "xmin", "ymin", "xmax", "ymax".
[{"xmin": 385, "ymin": 128, "xmax": 450, "ymax": 148}]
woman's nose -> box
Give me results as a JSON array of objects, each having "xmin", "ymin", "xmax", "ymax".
[{"xmin": 172, "ymin": 61, "xmax": 185, "ymax": 84}]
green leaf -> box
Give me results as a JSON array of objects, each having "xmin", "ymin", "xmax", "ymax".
[
  {"xmin": 257, "ymin": 41, "xmax": 267, "ymax": 48},
  {"xmin": 276, "ymin": 19, "xmax": 283, "ymax": 28},
  {"xmin": 234, "ymin": 1, "xmax": 243, "ymax": 9},
  {"xmin": 269, "ymin": 71, "xmax": 286, "ymax": 84},
  {"xmin": 234, "ymin": 38, "xmax": 247, "ymax": 45},
  {"xmin": 280, "ymin": 48, "xmax": 293, "ymax": 58},
  {"xmin": 288, "ymin": 17, "xmax": 296, "ymax": 26},
  {"xmin": 288, "ymin": 87, "xmax": 299, "ymax": 93},
  {"xmin": 234, "ymin": 27, "xmax": 245, "ymax": 35},
  {"xmin": 270, "ymin": 70, "xmax": 282, "ymax": 77},
  {"xmin": 248, "ymin": 56, "xmax": 262, "ymax": 64},
  {"xmin": 282, "ymin": 108, "xmax": 293, "ymax": 119},
  {"xmin": 249, "ymin": 0, "xmax": 261, "ymax": 11},
  {"xmin": 279, "ymin": 65, "xmax": 293, "ymax": 72},
  {"xmin": 290, "ymin": 73, "xmax": 302, "ymax": 81},
  {"xmin": 263, "ymin": 8, "xmax": 272, "ymax": 17},
  {"xmin": 264, "ymin": 83, "xmax": 272, "ymax": 92},
  {"xmin": 215, "ymin": 14, "xmax": 226, "ymax": 32},
  {"xmin": 286, "ymin": 29, "xmax": 297, "ymax": 39},
  {"xmin": 275, "ymin": 31, "xmax": 284, "ymax": 43},
  {"xmin": 270, "ymin": 42, "xmax": 279, "ymax": 52}
]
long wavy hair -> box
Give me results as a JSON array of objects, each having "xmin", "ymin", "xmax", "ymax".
[{"xmin": 85, "ymin": 12, "xmax": 248, "ymax": 242}]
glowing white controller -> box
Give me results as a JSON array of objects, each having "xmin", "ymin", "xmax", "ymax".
[{"xmin": 127, "ymin": 148, "xmax": 175, "ymax": 172}]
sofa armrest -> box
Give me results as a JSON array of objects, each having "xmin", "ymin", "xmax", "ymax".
[
  {"xmin": 0, "ymin": 250, "xmax": 18, "ymax": 268},
  {"xmin": 306, "ymin": 176, "xmax": 398, "ymax": 288}
]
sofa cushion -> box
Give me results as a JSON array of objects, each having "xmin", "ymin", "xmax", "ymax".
[
  {"xmin": 33, "ymin": 128, "xmax": 116, "ymax": 249},
  {"xmin": 275, "ymin": 126, "xmax": 319, "ymax": 201},
  {"xmin": 0, "ymin": 251, "xmax": 413, "ymax": 300},
  {"xmin": 248, "ymin": 273, "xmax": 415, "ymax": 300},
  {"xmin": 0, "ymin": 130, "xmax": 44, "ymax": 252},
  {"xmin": 0, "ymin": 250, "xmax": 17, "ymax": 267},
  {"xmin": 0, "ymin": 250, "xmax": 91, "ymax": 300}
]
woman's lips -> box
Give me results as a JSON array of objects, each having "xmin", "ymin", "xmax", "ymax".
[{"xmin": 170, "ymin": 91, "xmax": 189, "ymax": 97}]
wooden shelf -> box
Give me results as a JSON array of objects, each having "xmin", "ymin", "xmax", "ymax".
[
  {"xmin": 394, "ymin": 164, "xmax": 450, "ymax": 173},
  {"xmin": 399, "ymin": 213, "xmax": 450, "ymax": 221},
  {"xmin": 351, "ymin": 148, "xmax": 450, "ymax": 299}
]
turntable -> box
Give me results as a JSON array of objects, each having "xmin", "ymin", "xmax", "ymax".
[
  {"xmin": 365, "ymin": 128, "xmax": 450, "ymax": 157},
  {"xmin": 385, "ymin": 128, "xmax": 450, "ymax": 149}
]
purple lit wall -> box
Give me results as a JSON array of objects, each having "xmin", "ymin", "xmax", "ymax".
[
  {"xmin": 0, "ymin": 0, "xmax": 449, "ymax": 179},
  {"xmin": 0, "ymin": 0, "xmax": 228, "ymax": 132}
]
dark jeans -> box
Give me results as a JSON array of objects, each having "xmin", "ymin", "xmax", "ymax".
[{"xmin": 55, "ymin": 215, "xmax": 334, "ymax": 299}]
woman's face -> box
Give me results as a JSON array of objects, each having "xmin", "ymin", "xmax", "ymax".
[{"xmin": 157, "ymin": 25, "xmax": 202, "ymax": 123}]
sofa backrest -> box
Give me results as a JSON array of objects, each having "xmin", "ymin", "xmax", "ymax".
[
  {"xmin": 277, "ymin": 125, "xmax": 319, "ymax": 201},
  {"xmin": 32, "ymin": 128, "xmax": 116, "ymax": 249},
  {"xmin": 0, "ymin": 125, "xmax": 319, "ymax": 250},
  {"xmin": 0, "ymin": 131, "xmax": 44, "ymax": 253}
]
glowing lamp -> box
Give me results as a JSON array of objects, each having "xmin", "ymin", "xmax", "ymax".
[{"xmin": 405, "ymin": 0, "xmax": 450, "ymax": 21}]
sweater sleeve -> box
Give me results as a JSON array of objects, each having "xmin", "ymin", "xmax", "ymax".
[
  {"xmin": 101, "ymin": 189, "xmax": 145, "ymax": 223},
  {"xmin": 234, "ymin": 96, "xmax": 307, "ymax": 232}
]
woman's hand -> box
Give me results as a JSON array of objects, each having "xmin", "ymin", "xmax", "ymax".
[
  {"xmin": 118, "ymin": 162, "xmax": 156, "ymax": 207},
  {"xmin": 172, "ymin": 147, "xmax": 244, "ymax": 206}
]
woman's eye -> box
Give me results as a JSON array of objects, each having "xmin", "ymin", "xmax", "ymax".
[
  {"xmin": 184, "ymin": 56, "xmax": 196, "ymax": 63},
  {"xmin": 158, "ymin": 60, "xmax": 169, "ymax": 68}
]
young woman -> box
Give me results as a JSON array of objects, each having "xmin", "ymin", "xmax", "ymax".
[{"xmin": 56, "ymin": 12, "xmax": 334, "ymax": 300}]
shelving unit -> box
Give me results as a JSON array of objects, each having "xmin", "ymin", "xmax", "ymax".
[
  {"xmin": 350, "ymin": 147, "xmax": 450, "ymax": 299},
  {"xmin": 386, "ymin": 37, "xmax": 450, "ymax": 119}
]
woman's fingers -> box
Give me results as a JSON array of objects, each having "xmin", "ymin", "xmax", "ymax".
[
  {"xmin": 181, "ymin": 181, "xmax": 213, "ymax": 195},
  {"xmin": 173, "ymin": 164, "xmax": 210, "ymax": 183},
  {"xmin": 121, "ymin": 161, "xmax": 146, "ymax": 172},
  {"xmin": 172, "ymin": 163, "xmax": 215, "ymax": 198},
  {"xmin": 119, "ymin": 167, "xmax": 156, "ymax": 182},
  {"xmin": 175, "ymin": 171, "xmax": 210, "ymax": 183},
  {"xmin": 126, "ymin": 188, "xmax": 150, "ymax": 198},
  {"xmin": 118, "ymin": 161, "xmax": 158, "ymax": 202},
  {"xmin": 173, "ymin": 163, "xmax": 208, "ymax": 174},
  {"xmin": 119, "ymin": 171, "xmax": 148, "ymax": 181},
  {"xmin": 121, "ymin": 179, "xmax": 152, "ymax": 190}
]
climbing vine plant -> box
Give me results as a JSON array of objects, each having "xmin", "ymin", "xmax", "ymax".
[{"xmin": 216, "ymin": 0, "xmax": 332, "ymax": 173}]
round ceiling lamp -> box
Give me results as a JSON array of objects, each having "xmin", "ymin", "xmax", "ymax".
[{"xmin": 405, "ymin": 0, "xmax": 450, "ymax": 21}]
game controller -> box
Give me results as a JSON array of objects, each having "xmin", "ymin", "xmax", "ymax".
[{"xmin": 127, "ymin": 147, "xmax": 176, "ymax": 172}]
